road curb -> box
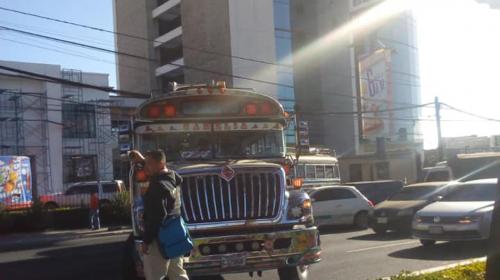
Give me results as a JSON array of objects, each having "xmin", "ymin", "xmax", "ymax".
[
  {"xmin": 0, "ymin": 228, "xmax": 132, "ymax": 249},
  {"xmin": 380, "ymin": 257, "xmax": 487, "ymax": 279}
]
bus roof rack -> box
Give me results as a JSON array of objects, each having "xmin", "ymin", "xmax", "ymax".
[{"xmin": 167, "ymin": 81, "xmax": 256, "ymax": 93}]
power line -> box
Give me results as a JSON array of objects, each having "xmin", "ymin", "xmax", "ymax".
[
  {"xmin": 0, "ymin": 6, "xmax": 422, "ymax": 88},
  {"xmin": 0, "ymin": 67, "xmax": 145, "ymax": 97},
  {"xmin": 0, "ymin": 36, "xmax": 149, "ymax": 73},
  {"xmin": 300, "ymin": 102, "xmax": 432, "ymax": 116},
  {"xmin": 0, "ymin": 6, "xmax": 291, "ymax": 68},
  {"xmin": 441, "ymin": 103, "xmax": 500, "ymax": 123},
  {"xmin": 0, "ymin": 25, "xmax": 295, "ymax": 90}
]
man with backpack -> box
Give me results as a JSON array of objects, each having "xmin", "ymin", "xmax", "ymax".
[{"xmin": 141, "ymin": 149, "xmax": 189, "ymax": 280}]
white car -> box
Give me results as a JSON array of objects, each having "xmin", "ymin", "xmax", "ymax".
[
  {"xmin": 40, "ymin": 180, "xmax": 125, "ymax": 209},
  {"xmin": 308, "ymin": 185, "xmax": 374, "ymax": 228}
]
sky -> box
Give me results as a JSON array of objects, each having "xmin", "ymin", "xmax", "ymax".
[
  {"xmin": 0, "ymin": 0, "xmax": 116, "ymax": 87},
  {"xmin": 0, "ymin": 0, "xmax": 500, "ymax": 149}
]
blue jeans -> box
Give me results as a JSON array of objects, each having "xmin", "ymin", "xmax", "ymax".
[{"xmin": 89, "ymin": 209, "xmax": 100, "ymax": 230}]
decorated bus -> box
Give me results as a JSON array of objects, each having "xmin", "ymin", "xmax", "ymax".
[{"xmin": 124, "ymin": 82, "xmax": 321, "ymax": 280}]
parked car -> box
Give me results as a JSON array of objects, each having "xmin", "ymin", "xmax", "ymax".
[
  {"xmin": 413, "ymin": 178, "xmax": 497, "ymax": 246},
  {"xmin": 349, "ymin": 180, "xmax": 404, "ymax": 205},
  {"xmin": 40, "ymin": 180, "xmax": 125, "ymax": 209},
  {"xmin": 370, "ymin": 182, "xmax": 454, "ymax": 234},
  {"xmin": 307, "ymin": 185, "xmax": 374, "ymax": 228}
]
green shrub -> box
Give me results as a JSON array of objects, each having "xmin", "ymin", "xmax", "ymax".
[
  {"xmin": 380, "ymin": 261, "xmax": 486, "ymax": 280},
  {"xmin": 101, "ymin": 192, "xmax": 131, "ymax": 226}
]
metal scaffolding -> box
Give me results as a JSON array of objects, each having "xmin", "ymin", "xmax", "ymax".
[{"xmin": 0, "ymin": 89, "xmax": 53, "ymax": 195}]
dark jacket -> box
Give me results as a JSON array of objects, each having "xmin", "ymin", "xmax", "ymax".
[{"xmin": 142, "ymin": 170, "xmax": 183, "ymax": 245}]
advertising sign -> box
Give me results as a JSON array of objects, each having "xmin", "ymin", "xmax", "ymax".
[
  {"xmin": 0, "ymin": 156, "xmax": 32, "ymax": 209},
  {"xmin": 359, "ymin": 49, "xmax": 393, "ymax": 140}
]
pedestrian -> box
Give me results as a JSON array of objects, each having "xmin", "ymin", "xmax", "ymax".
[
  {"xmin": 141, "ymin": 149, "xmax": 189, "ymax": 280},
  {"xmin": 89, "ymin": 190, "xmax": 100, "ymax": 230}
]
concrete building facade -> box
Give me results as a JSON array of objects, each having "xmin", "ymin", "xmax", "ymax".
[
  {"xmin": 113, "ymin": 0, "xmax": 280, "ymax": 98},
  {"xmin": 290, "ymin": 0, "xmax": 421, "ymax": 156},
  {"xmin": 0, "ymin": 61, "xmax": 114, "ymax": 195}
]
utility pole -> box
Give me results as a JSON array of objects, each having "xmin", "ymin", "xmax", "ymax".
[{"xmin": 434, "ymin": 96, "xmax": 443, "ymax": 162}]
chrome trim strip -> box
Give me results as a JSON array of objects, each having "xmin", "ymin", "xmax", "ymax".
[
  {"xmin": 203, "ymin": 176, "xmax": 211, "ymax": 220},
  {"xmin": 195, "ymin": 178, "xmax": 204, "ymax": 221},
  {"xmin": 243, "ymin": 174, "xmax": 248, "ymax": 218},
  {"xmin": 235, "ymin": 175, "xmax": 240, "ymax": 219},
  {"xmin": 211, "ymin": 176, "xmax": 218, "ymax": 220},
  {"xmin": 219, "ymin": 177, "xmax": 225, "ymax": 220},
  {"xmin": 265, "ymin": 173, "xmax": 270, "ymax": 217},
  {"xmin": 258, "ymin": 174, "xmax": 262, "ymax": 217},
  {"xmin": 272, "ymin": 174, "xmax": 277, "ymax": 215},
  {"xmin": 227, "ymin": 178, "xmax": 233, "ymax": 219},
  {"xmin": 250, "ymin": 174, "xmax": 255, "ymax": 218},
  {"xmin": 186, "ymin": 178, "xmax": 197, "ymax": 222}
]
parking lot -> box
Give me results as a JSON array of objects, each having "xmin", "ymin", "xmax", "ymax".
[{"xmin": 0, "ymin": 226, "xmax": 488, "ymax": 280}]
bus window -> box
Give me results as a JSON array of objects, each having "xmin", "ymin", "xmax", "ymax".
[
  {"xmin": 306, "ymin": 165, "xmax": 316, "ymax": 179},
  {"xmin": 316, "ymin": 165, "xmax": 325, "ymax": 178},
  {"xmin": 325, "ymin": 165, "xmax": 334, "ymax": 178},
  {"xmin": 295, "ymin": 165, "xmax": 305, "ymax": 178}
]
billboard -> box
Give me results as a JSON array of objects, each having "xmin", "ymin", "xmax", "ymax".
[
  {"xmin": 0, "ymin": 156, "xmax": 32, "ymax": 209},
  {"xmin": 359, "ymin": 48, "xmax": 393, "ymax": 140}
]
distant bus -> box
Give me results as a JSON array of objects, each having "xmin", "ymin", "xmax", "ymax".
[{"xmin": 0, "ymin": 156, "xmax": 32, "ymax": 210}]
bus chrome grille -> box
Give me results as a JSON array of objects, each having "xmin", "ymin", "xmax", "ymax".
[{"xmin": 180, "ymin": 169, "xmax": 283, "ymax": 223}]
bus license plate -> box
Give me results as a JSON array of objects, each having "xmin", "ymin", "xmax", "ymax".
[
  {"xmin": 429, "ymin": 226, "xmax": 443, "ymax": 234},
  {"xmin": 377, "ymin": 217, "xmax": 388, "ymax": 224},
  {"xmin": 221, "ymin": 253, "xmax": 247, "ymax": 268}
]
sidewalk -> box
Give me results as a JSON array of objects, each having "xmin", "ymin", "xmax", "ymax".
[{"xmin": 0, "ymin": 226, "xmax": 132, "ymax": 250}]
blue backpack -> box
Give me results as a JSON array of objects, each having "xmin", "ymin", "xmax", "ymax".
[{"xmin": 157, "ymin": 215, "xmax": 193, "ymax": 259}]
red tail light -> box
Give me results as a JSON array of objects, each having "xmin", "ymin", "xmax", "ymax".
[
  {"xmin": 261, "ymin": 101, "xmax": 273, "ymax": 114},
  {"xmin": 163, "ymin": 104, "xmax": 176, "ymax": 118},
  {"xmin": 368, "ymin": 200, "xmax": 375, "ymax": 207},
  {"xmin": 147, "ymin": 106, "xmax": 161, "ymax": 118},
  {"xmin": 245, "ymin": 103, "xmax": 258, "ymax": 115}
]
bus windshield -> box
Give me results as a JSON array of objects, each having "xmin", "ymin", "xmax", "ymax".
[{"xmin": 139, "ymin": 130, "xmax": 285, "ymax": 161}]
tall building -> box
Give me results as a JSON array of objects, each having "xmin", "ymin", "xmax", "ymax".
[
  {"xmin": 273, "ymin": 0, "xmax": 296, "ymax": 144},
  {"xmin": 0, "ymin": 61, "xmax": 114, "ymax": 194},
  {"xmin": 291, "ymin": 0, "xmax": 421, "ymax": 156},
  {"xmin": 113, "ymin": 0, "xmax": 279, "ymax": 97}
]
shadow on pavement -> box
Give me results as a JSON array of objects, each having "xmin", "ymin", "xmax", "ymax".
[
  {"xmin": 389, "ymin": 240, "xmax": 488, "ymax": 261},
  {"xmin": 348, "ymin": 231, "xmax": 411, "ymax": 241},
  {"xmin": 319, "ymin": 225, "xmax": 366, "ymax": 235},
  {"xmin": 0, "ymin": 241, "xmax": 126, "ymax": 280}
]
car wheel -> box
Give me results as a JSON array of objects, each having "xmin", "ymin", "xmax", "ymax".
[
  {"xmin": 354, "ymin": 211, "xmax": 369, "ymax": 229},
  {"xmin": 278, "ymin": 265, "xmax": 309, "ymax": 280},
  {"xmin": 420, "ymin": 239, "xmax": 436, "ymax": 247},
  {"xmin": 43, "ymin": 202, "xmax": 58, "ymax": 210}
]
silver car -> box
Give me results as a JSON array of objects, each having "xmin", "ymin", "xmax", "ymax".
[{"xmin": 412, "ymin": 178, "xmax": 497, "ymax": 246}]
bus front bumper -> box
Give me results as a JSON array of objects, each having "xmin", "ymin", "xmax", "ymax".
[{"xmin": 185, "ymin": 227, "xmax": 321, "ymax": 276}]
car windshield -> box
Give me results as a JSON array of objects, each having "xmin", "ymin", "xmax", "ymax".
[
  {"xmin": 388, "ymin": 186, "xmax": 442, "ymax": 201},
  {"xmin": 442, "ymin": 183, "xmax": 497, "ymax": 202},
  {"xmin": 139, "ymin": 131, "xmax": 284, "ymax": 161}
]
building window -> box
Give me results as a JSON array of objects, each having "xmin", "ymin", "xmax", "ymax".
[
  {"xmin": 376, "ymin": 162, "xmax": 390, "ymax": 180},
  {"xmin": 349, "ymin": 164, "xmax": 363, "ymax": 182},
  {"xmin": 63, "ymin": 155, "xmax": 97, "ymax": 183},
  {"xmin": 274, "ymin": 0, "xmax": 291, "ymax": 30},
  {"xmin": 63, "ymin": 104, "xmax": 96, "ymax": 138}
]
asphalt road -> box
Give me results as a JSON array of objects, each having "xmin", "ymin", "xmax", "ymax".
[{"xmin": 0, "ymin": 227, "xmax": 488, "ymax": 280}]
